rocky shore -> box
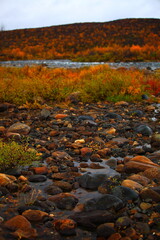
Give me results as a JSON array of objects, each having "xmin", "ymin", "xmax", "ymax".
[{"xmin": 0, "ymin": 99, "xmax": 160, "ymax": 240}]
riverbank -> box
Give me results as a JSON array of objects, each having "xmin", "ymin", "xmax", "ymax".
[{"xmin": 0, "ymin": 99, "xmax": 160, "ymax": 239}]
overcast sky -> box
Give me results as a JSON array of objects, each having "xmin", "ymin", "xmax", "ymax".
[{"xmin": 1, "ymin": 0, "xmax": 160, "ymax": 30}]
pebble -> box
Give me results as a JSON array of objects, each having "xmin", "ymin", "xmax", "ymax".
[
  {"xmin": 0, "ymin": 100, "xmax": 160, "ymax": 240},
  {"xmin": 49, "ymin": 193, "xmax": 78, "ymax": 210},
  {"xmin": 111, "ymin": 186, "xmax": 139, "ymax": 202},
  {"xmin": 22, "ymin": 209, "xmax": 48, "ymax": 221},
  {"xmin": 121, "ymin": 179, "xmax": 143, "ymax": 191},
  {"xmin": 79, "ymin": 171, "xmax": 120, "ymax": 190},
  {"xmin": 4, "ymin": 215, "xmax": 37, "ymax": 238},
  {"xmin": 28, "ymin": 175, "xmax": 47, "ymax": 182},
  {"xmin": 54, "ymin": 219, "xmax": 77, "ymax": 236},
  {"xmin": 97, "ymin": 223, "xmax": 115, "ymax": 238},
  {"xmin": 84, "ymin": 194, "xmax": 124, "ymax": 211},
  {"xmin": 134, "ymin": 124, "xmax": 153, "ymax": 136},
  {"xmin": 7, "ymin": 122, "xmax": 31, "ymax": 134}
]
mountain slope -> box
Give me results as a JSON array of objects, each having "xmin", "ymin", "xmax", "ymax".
[{"xmin": 0, "ymin": 18, "xmax": 160, "ymax": 61}]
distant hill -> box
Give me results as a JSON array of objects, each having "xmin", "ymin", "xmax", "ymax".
[{"xmin": 0, "ymin": 18, "xmax": 160, "ymax": 62}]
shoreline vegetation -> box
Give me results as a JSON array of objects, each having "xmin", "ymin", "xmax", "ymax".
[{"xmin": 0, "ymin": 65, "xmax": 159, "ymax": 106}]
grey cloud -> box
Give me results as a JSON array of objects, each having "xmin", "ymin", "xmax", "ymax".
[{"xmin": 0, "ymin": 0, "xmax": 159, "ymax": 30}]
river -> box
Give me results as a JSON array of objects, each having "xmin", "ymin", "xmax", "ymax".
[{"xmin": 0, "ymin": 59, "xmax": 160, "ymax": 70}]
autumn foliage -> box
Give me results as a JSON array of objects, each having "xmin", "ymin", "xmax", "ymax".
[
  {"xmin": 0, "ymin": 65, "xmax": 159, "ymax": 106},
  {"xmin": 0, "ymin": 18, "xmax": 160, "ymax": 62}
]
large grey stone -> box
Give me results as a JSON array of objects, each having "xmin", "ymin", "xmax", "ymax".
[
  {"xmin": 78, "ymin": 170, "xmax": 120, "ymax": 190},
  {"xmin": 84, "ymin": 194, "xmax": 124, "ymax": 211}
]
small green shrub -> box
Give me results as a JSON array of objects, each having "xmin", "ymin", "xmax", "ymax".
[{"xmin": 0, "ymin": 140, "xmax": 40, "ymax": 172}]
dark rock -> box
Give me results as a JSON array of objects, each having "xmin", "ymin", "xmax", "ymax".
[
  {"xmin": 151, "ymin": 133, "xmax": 160, "ymax": 147},
  {"xmin": 105, "ymin": 113, "xmax": 122, "ymax": 120},
  {"xmin": 116, "ymin": 216, "xmax": 132, "ymax": 229},
  {"xmin": 84, "ymin": 120, "xmax": 98, "ymax": 126},
  {"xmin": 5, "ymin": 168, "xmax": 22, "ymax": 177},
  {"xmin": 78, "ymin": 115, "xmax": 94, "ymax": 121},
  {"xmin": 0, "ymin": 104, "xmax": 8, "ymax": 112},
  {"xmin": 98, "ymin": 176, "xmax": 122, "ymax": 194},
  {"xmin": 134, "ymin": 124, "xmax": 153, "ymax": 136},
  {"xmin": 49, "ymin": 193, "xmax": 78, "ymax": 210},
  {"xmin": 130, "ymin": 110, "xmax": 143, "ymax": 117},
  {"xmin": 6, "ymin": 183, "xmax": 18, "ymax": 192},
  {"xmin": 97, "ymin": 223, "xmax": 115, "ymax": 238},
  {"xmin": 17, "ymin": 205, "xmax": 43, "ymax": 215},
  {"xmin": 111, "ymin": 186, "xmax": 139, "ymax": 202},
  {"xmin": 40, "ymin": 108, "xmax": 51, "ymax": 119},
  {"xmin": 84, "ymin": 194, "xmax": 124, "ymax": 211},
  {"xmin": 7, "ymin": 122, "xmax": 31, "ymax": 135},
  {"xmin": 65, "ymin": 91, "xmax": 81, "ymax": 104},
  {"xmin": 153, "ymin": 204, "xmax": 160, "ymax": 213},
  {"xmin": 135, "ymin": 222, "xmax": 150, "ymax": 234},
  {"xmin": 70, "ymin": 210, "xmax": 115, "ymax": 230},
  {"xmin": 53, "ymin": 181, "xmax": 72, "ymax": 192},
  {"xmin": 22, "ymin": 209, "xmax": 48, "ymax": 222},
  {"xmin": 28, "ymin": 175, "xmax": 47, "ymax": 182},
  {"xmin": 90, "ymin": 154, "xmax": 102, "ymax": 162},
  {"xmin": 142, "ymin": 94, "xmax": 149, "ymax": 100},
  {"xmin": 105, "ymin": 158, "xmax": 117, "ymax": 169},
  {"xmin": 151, "ymin": 186, "xmax": 160, "ymax": 195},
  {"xmin": 44, "ymin": 185, "xmax": 62, "ymax": 195},
  {"xmin": 33, "ymin": 200, "xmax": 55, "ymax": 213},
  {"xmin": 78, "ymin": 171, "xmax": 120, "ymax": 190},
  {"xmin": 0, "ymin": 186, "xmax": 10, "ymax": 196},
  {"xmin": 54, "ymin": 219, "xmax": 77, "ymax": 236},
  {"xmin": 139, "ymin": 188, "xmax": 160, "ymax": 202}
]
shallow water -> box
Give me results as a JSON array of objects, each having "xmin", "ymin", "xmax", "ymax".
[{"xmin": 0, "ymin": 59, "xmax": 160, "ymax": 70}]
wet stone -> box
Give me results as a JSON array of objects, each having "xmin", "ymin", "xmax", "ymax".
[
  {"xmin": 121, "ymin": 179, "xmax": 143, "ymax": 191},
  {"xmin": 70, "ymin": 210, "xmax": 115, "ymax": 230},
  {"xmin": 44, "ymin": 185, "xmax": 62, "ymax": 195},
  {"xmin": 40, "ymin": 108, "xmax": 51, "ymax": 119},
  {"xmin": 49, "ymin": 193, "xmax": 78, "ymax": 210},
  {"xmin": 4, "ymin": 215, "xmax": 33, "ymax": 231},
  {"xmin": 78, "ymin": 115, "xmax": 94, "ymax": 121},
  {"xmin": 53, "ymin": 181, "xmax": 72, "ymax": 192},
  {"xmin": 135, "ymin": 222, "xmax": 150, "ymax": 234},
  {"xmin": 134, "ymin": 124, "xmax": 153, "ymax": 136},
  {"xmin": 139, "ymin": 188, "xmax": 160, "ymax": 202},
  {"xmin": 111, "ymin": 185, "xmax": 139, "ymax": 202},
  {"xmin": 116, "ymin": 216, "xmax": 132, "ymax": 229},
  {"xmin": 0, "ymin": 104, "xmax": 8, "ymax": 112},
  {"xmin": 151, "ymin": 133, "xmax": 160, "ymax": 147},
  {"xmin": 105, "ymin": 112, "xmax": 123, "ymax": 120},
  {"xmin": 84, "ymin": 194, "xmax": 124, "ymax": 211},
  {"xmin": 128, "ymin": 174, "xmax": 150, "ymax": 186},
  {"xmin": 105, "ymin": 158, "xmax": 117, "ymax": 169},
  {"xmin": 0, "ymin": 173, "xmax": 16, "ymax": 186},
  {"xmin": 54, "ymin": 219, "xmax": 77, "ymax": 236},
  {"xmin": 78, "ymin": 171, "xmax": 120, "ymax": 190},
  {"xmin": 22, "ymin": 209, "xmax": 48, "ymax": 222},
  {"xmin": 7, "ymin": 122, "xmax": 31, "ymax": 135},
  {"xmin": 143, "ymin": 167, "xmax": 160, "ymax": 182},
  {"xmin": 130, "ymin": 110, "xmax": 143, "ymax": 117},
  {"xmin": 28, "ymin": 175, "xmax": 47, "ymax": 182},
  {"xmin": 142, "ymin": 94, "xmax": 149, "ymax": 100},
  {"xmin": 97, "ymin": 223, "xmax": 116, "ymax": 238}
]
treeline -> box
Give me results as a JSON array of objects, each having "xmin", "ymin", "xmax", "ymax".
[{"xmin": 0, "ymin": 18, "xmax": 160, "ymax": 62}]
